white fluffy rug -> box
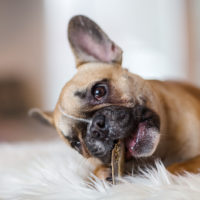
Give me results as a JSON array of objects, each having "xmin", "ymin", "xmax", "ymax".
[{"xmin": 0, "ymin": 140, "xmax": 200, "ymax": 200}]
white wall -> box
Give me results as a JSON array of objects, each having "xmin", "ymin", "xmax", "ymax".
[
  {"xmin": 44, "ymin": 0, "xmax": 189, "ymax": 110},
  {"xmin": 190, "ymin": 0, "xmax": 200, "ymax": 86}
]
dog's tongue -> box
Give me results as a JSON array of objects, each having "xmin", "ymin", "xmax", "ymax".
[{"xmin": 126, "ymin": 122, "xmax": 146, "ymax": 156}]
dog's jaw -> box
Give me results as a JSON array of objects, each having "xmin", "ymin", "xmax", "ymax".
[
  {"xmin": 85, "ymin": 105, "xmax": 160, "ymax": 163},
  {"xmin": 126, "ymin": 123, "xmax": 160, "ymax": 158}
]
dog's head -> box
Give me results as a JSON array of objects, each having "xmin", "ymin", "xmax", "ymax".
[{"xmin": 31, "ymin": 15, "xmax": 160, "ymax": 164}]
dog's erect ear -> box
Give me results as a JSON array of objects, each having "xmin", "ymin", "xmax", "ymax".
[
  {"xmin": 28, "ymin": 108, "xmax": 54, "ymax": 126},
  {"xmin": 68, "ymin": 15, "xmax": 122, "ymax": 67}
]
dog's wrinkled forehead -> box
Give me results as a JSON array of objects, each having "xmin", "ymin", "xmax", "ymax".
[
  {"xmin": 59, "ymin": 63, "xmax": 132, "ymax": 116},
  {"xmin": 73, "ymin": 63, "xmax": 121, "ymax": 85}
]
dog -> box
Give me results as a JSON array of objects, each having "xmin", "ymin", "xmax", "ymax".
[{"xmin": 30, "ymin": 15, "xmax": 200, "ymax": 180}]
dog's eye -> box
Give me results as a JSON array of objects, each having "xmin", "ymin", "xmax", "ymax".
[
  {"xmin": 65, "ymin": 135, "xmax": 82, "ymax": 153},
  {"xmin": 71, "ymin": 140, "xmax": 81, "ymax": 151},
  {"xmin": 92, "ymin": 84, "xmax": 107, "ymax": 100}
]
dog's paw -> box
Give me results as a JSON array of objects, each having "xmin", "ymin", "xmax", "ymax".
[
  {"xmin": 167, "ymin": 155, "xmax": 200, "ymax": 174},
  {"xmin": 93, "ymin": 165, "xmax": 112, "ymax": 181}
]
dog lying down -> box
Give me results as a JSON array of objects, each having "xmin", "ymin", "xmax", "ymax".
[{"xmin": 30, "ymin": 15, "xmax": 200, "ymax": 182}]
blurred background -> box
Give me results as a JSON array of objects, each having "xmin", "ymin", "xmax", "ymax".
[{"xmin": 0, "ymin": 0, "xmax": 199, "ymax": 142}]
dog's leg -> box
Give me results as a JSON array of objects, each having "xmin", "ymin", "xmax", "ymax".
[
  {"xmin": 86, "ymin": 157, "xmax": 111, "ymax": 181},
  {"xmin": 94, "ymin": 165, "xmax": 111, "ymax": 181},
  {"xmin": 167, "ymin": 155, "xmax": 200, "ymax": 174}
]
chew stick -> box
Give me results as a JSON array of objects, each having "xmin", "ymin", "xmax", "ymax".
[{"xmin": 111, "ymin": 140, "xmax": 125, "ymax": 184}]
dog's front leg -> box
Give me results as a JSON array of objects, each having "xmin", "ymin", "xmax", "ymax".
[
  {"xmin": 94, "ymin": 165, "xmax": 111, "ymax": 181},
  {"xmin": 167, "ymin": 155, "xmax": 200, "ymax": 174},
  {"xmin": 87, "ymin": 157, "xmax": 111, "ymax": 181}
]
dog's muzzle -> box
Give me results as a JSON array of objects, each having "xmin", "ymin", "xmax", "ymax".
[
  {"xmin": 85, "ymin": 105, "xmax": 160, "ymax": 164},
  {"xmin": 85, "ymin": 106, "xmax": 134, "ymax": 163}
]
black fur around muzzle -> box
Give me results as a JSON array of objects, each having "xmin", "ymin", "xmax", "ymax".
[
  {"xmin": 85, "ymin": 106, "xmax": 135, "ymax": 163},
  {"xmin": 84, "ymin": 105, "xmax": 160, "ymax": 164}
]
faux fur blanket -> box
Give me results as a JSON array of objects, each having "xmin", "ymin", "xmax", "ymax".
[{"xmin": 0, "ymin": 140, "xmax": 200, "ymax": 200}]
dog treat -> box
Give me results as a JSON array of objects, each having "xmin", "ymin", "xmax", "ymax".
[{"xmin": 111, "ymin": 140, "xmax": 125, "ymax": 184}]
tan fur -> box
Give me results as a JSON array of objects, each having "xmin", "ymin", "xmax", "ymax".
[
  {"xmin": 49, "ymin": 63, "xmax": 200, "ymax": 177},
  {"xmin": 32, "ymin": 62, "xmax": 200, "ymax": 178},
  {"xmin": 31, "ymin": 16, "xmax": 200, "ymax": 179},
  {"xmin": 167, "ymin": 155, "xmax": 200, "ymax": 174},
  {"xmin": 149, "ymin": 80, "xmax": 200, "ymax": 166}
]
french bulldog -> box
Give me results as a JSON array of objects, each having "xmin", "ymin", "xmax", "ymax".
[{"xmin": 30, "ymin": 15, "xmax": 200, "ymax": 180}]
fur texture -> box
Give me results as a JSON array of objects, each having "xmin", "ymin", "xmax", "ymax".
[{"xmin": 0, "ymin": 140, "xmax": 200, "ymax": 200}]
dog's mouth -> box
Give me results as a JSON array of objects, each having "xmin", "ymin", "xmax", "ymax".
[
  {"xmin": 124, "ymin": 120, "xmax": 160, "ymax": 160},
  {"xmin": 85, "ymin": 105, "xmax": 160, "ymax": 163}
]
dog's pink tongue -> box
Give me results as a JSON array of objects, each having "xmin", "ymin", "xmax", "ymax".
[
  {"xmin": 126, "ymin": 122, "xmax": 146, "ymax": 156},
  {"xmin": 126, "ymin": 136, "xmax": 136, "ymax": 152}
]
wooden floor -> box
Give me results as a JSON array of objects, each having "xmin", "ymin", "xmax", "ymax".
[{"xmin": 0, "ymin": 117, "xmax": 59, "ymax": 143}]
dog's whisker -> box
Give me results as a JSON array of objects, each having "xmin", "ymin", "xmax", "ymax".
[{"xmin": 58, "ymin": 105, "xmax": 91, "ymax": 124}]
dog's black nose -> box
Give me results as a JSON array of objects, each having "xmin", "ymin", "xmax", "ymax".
[
  {"xmin": 85, "ymin": 113, "xmax": 113, "ymax": 163},
  {"xmin": 90, "ymin": 115, "xmax": 107, "ymax": 139},
  {"xmin": 88, "ymin": 106, "xmax": 135, "ymax": 141},
  {"xmin": 94, "ymin": 115, "xmax": 105, "ymax": 129},
  {"xmin": 85, "ymin": 106, "xmax": 135, "ymax": 163}
]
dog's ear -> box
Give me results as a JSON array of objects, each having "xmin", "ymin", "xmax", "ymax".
[
  {"xmin": 68, "ymin": 15, "xmax": 122, "ymax": 67},
  {"xmin": 28, "ymin": 108, "xmax": 54, "ymax": 126}
]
